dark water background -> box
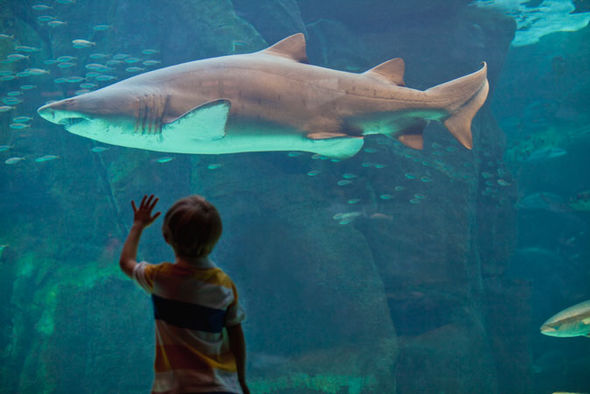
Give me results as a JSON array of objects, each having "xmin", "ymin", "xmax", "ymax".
[{"xmin": 1, "ymin": 0, "xmax": 589, "ymax": 393}]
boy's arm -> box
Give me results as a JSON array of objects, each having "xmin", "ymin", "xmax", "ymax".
[
  {"xmin": 119, "ymin": 195, "xmax": 161, "ymax": 278},
  {"xmin": 227, "ymin": 324, "xmax": 249, "ymax": 394}
]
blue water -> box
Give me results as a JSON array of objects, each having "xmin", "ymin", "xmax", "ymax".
[{"xmin": 1, "ymin": 0, "xmax": 589, "ymax": 393}]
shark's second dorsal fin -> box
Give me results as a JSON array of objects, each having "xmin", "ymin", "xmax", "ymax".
[
  {"xmin": 263, "ymin": 33, "xmax": 308, "ymax": 63},
  {"xmin": 363, "ymin": 58, "xmax": 405, "ymax": 86}
]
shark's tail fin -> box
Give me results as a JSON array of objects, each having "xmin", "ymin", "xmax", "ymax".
[{"xmin": 426, "ymin": 62, "xmax": 489, "ymax": 149}]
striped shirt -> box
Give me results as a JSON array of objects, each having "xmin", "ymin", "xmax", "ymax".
[{"xmin": 133, "ymin": 258, "xmax": 245, "ymax": 394}]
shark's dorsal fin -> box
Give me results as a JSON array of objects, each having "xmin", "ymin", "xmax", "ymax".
[
  {"xmin": 263, "ymin": 33, "xmax": 308, "ymax": 63},
  {"xmin": 364, "ymin": 58, "xmax": 405, "ymax": 86},
  {"xmin": 164, "ymin": 99, "xmax": 230, "ymax": 141}
]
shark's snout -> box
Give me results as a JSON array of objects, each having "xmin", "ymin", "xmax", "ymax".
[{"xmin": 37, "ymin": 99, "xmax": 88, "ymax": 126}]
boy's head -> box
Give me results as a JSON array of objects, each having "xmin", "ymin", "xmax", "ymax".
[{"xmin": 162, "ymin": 195, "xmax": 222, "ymax": 260}]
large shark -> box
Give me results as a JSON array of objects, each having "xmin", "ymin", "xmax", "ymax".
[{"xmin": 38, "ymin": 33, "xmax": 488, "ymax": 159}]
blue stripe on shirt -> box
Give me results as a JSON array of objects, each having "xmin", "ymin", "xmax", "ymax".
[{"xmin": 152, "ymin": 294, "xmax": 227, "ymax": 333}]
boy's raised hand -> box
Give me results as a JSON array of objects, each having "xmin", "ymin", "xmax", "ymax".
[{"xmin": 131, "ymin": 194, "xmax": 161, "ymax": 227}]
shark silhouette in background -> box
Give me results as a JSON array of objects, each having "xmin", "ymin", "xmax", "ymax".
[{"xmin": 38, "ymin": 33, "xmax": 488, "ymax": 159}]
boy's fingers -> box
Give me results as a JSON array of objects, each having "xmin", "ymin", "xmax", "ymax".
[
  {"xmin": 149, "ymin": 197, "xmax": 159, "ymax": 210},
  {"xmin": 152, "ymin": 211, "xmax": 161, "ymax": 221},
  {"xmin": 140, "ymin": 195, "xmax": 147, "ymax": 207},
  {"xmin": 131, "ymin": 200, "xmax": 137, "ymax": 212}
]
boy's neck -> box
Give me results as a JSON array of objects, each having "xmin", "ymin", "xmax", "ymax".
[{"xmin": 175, "ymin": 256, "xmax": 215, "ymax": 269}]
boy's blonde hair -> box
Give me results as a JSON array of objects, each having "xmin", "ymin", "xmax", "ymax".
[{"xmin": 162, "ymin": 195, "xmax": 222, "ymax": 260}]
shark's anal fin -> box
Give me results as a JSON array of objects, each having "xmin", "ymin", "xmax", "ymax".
[
  {"xmin": 395, "ymin": 119, "xmax": 427, "ymax": 150},
  {"xmin": 307, "ymin": 132, "xmax": 349, "ymax": 139},
  {"xmin": 263, "ymin": 33, "xmax": 308, "ymax": 63},
  {"xmin": 363, "ymin": 58, "xmax": 405, "ymax": 86},
  {"xmin": 164, "ymin": 99, "xmax": 230, "ymax": 141}
]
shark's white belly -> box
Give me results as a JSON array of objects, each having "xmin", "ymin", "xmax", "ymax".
[{"xmin": 66, "ymin": 117, "xmax": 364, "ymax": 159}]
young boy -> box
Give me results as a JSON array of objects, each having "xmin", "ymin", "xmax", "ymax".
[{"xmin": 119, "ymin": 194, "xmax": 249, "ymax": 394}]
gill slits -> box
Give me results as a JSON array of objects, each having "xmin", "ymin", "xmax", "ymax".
[{"xmin": 134, "ymin": 93, "xmax": 169, "ymax": 135}]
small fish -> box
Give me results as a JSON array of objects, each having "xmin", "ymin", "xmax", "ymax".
[
  {"xmin": 90, "ymin": 146, "xmax": 109, "ymax": 153},
  {"xmin": 0, "ymin": 34, "xmax": 15, "ymax": 40},
  {"xmin": 92, "ymin": 24, "xmax": 111, "ymax": 31},
  {"xmin": 34, "ymin": 154, "xmax": 59, "ymax": 162},
  {"xmin": 394, "ymin": 186, "xmax": 406, "ymax": 191},
  {"xmin": 124, "ymin": 57, "xmax": 141, "ymax": 64},
  {"xmin": 341, "ymin": 173, "xmax": 357, "ymax": 179},
  {"xmin": 347, "ymin": 199, "xmax": 361, "ymax": 204},
  {"xmin": 56, "ymin": 0, "xmax": 75, "ymax": 4},
  {"xmin": 74, "ymin": 89, "xmax": 90, "ymax": 96},
  {"xmin": 89, "ymin": 53, "xmax": 109, "ymax": 60},
  {"xmin": 57, "ymin": 62, "xmax": 76, "ymax": 69},
  {"xmin": 207, "ymin": 163, "xmax": 222, "ymax": 170},
  {"xmin": 56, "ymin": 55, "xmax": 76, "ymax": 62},
  {"xmin": 379, "ymin": 194, "xmax": 393, "ymax": 200},
  {"xmin": 0, "ymin": 145, "xmax": 12, "ymax": 152},
  {"xmin": 337, "ymin": 180, "xmax": 352, "ymax": 186},
  {"xmin": 12, "ymin": 116, "xmax": 32, "ymax": 123},
  {"xmin": 36, "ymin": 15, "xmax": 56, "ymax": 22},
  {"xmin": 497, "ymin": 179, "xmax": 510, "ymax": 186},
  {"xmin": 15, "ymin": 45, "xmax": 41, "ymax": 53},
  {"xmin": 112, "ymin": 53, "xmax": 130, "ymax": 60},
  {"xmin": 404, "ymin": 173, "xmax": 416, "ymax": 180},
  {"xmin": 155, "ymin": 157, "xmax": 174, "ymax": 163},
  {"xmin": 24, "ymin": 68, "xmax": 50, "ymax": 75},
  {"xmin": 66, "ymin": 76, "xmax": 85, "ymax": 83},
  {"xmin": 47, "ymin": 20, "xmax": 67, "ymax": 28},
  {"xmin": 541, "ymin": 300, "xmax": 590, "ymax": 338},
  {"xmin": 43, "ymin": 59, "xmax": 58, "ymax": 65},
  {"xmin": 2, "ymin": 97, "xmax": 22, "ymax": 105},
  {"xmin": 20, "ymin": 84, "xmax": 37, "ymax": 90},
  {"xmin": 72, "ymin": 39, "xmax": 95, "ymax": 49},
  {"xmin": 142, "ymin": 60, "xmax": 161, "ymax": 67},
  {"xmin": 9, "ymin": 123, "xmax": 30, "ymax": 130},
  {"xmin": 6, "ymin": 53, "xmax": 28, "ymax": 62},
  {"xmin": 6, "ymin": 91, "xmax": 22, "ymax": 97},
  {"xmin": 53, "ymin": 77, "xmax": 68, "ymax": 84},
  {"xmin": 5, "ymin": 157, "xmax": 24, "ymax": 165},
  {"xmin": 79, "ymin": 82, "xmax": 97, "ymax": 89},
  {"xmin": 526, "ymin": 147, "xmax": 567, "ymax": 162},
  {"xmin": 306, "ymin": 170, "xmax": 320, "ymax": 176},
  {"xmin": 125, "ymin": 66, "xmax": 145, "ymax": 73},
  {"xmin": 95, "ymin": 74, "xmax": 116, "ymax": 82},
  {"xmin": 106, "ymin": 59, "xmax": 123, "ymax": 66},
  {"xmin": 0, "ymin": 106, "xmax": 13, "ymax": 112},
  {"xmin": 0, "ymin": 75, "xmax": 16, "ymax": 81},
  {"xmin": 32, "ymin": 4, "xmax": 52, "ymax": 11},
  {"xmin": 141, "ymin": 49, "xmax": 159, "ymax": 55},
  {"xmin": 84, "ymin": 63, "xmax": 111, "ymax": 72}
]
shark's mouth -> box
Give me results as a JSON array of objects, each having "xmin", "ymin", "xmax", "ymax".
[{"xmin": 59, "ymin": 116, "xmax": 88, "ymax": 127}]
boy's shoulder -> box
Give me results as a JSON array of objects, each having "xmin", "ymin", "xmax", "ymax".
[{"xmin": 147, "ymin": 261, "xmax": 235, "ymax": 288}]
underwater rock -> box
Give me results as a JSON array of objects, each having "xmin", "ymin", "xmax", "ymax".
[
  {"xmin": 395, "ymin": 321, "xmax": 498, "ymax": 394},
  {"xmin": 191, "ymin": 154, "xmax": 398, "ymax": 391},
  {"xmin": 232, "ymin": 0, "xmax": 308, "ymax": 45}
]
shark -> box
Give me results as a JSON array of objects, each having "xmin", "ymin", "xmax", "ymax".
[{"xmin": 37, "ymin": 33, "xmax": 488, "ymax": 159}]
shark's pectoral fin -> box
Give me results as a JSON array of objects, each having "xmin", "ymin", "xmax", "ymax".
[
  {"xmin": 164, "ymin": 99, "xmax": 230, "ymax": 141},
  {"xmin": 395, "ymin": 119, "xmax": 428, "ymax": 150},
  {"xmin": 363, "ymin": 57, "xmax": 405, "ymax": 86},
  {"xmin": 582, "ymin": 317, "xmax": 590, "ymax": 325}
]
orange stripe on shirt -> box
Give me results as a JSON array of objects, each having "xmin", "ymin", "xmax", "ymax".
[{"xmin": 155, "ymin": 343, "xmax": 237, "ymax": 373}]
